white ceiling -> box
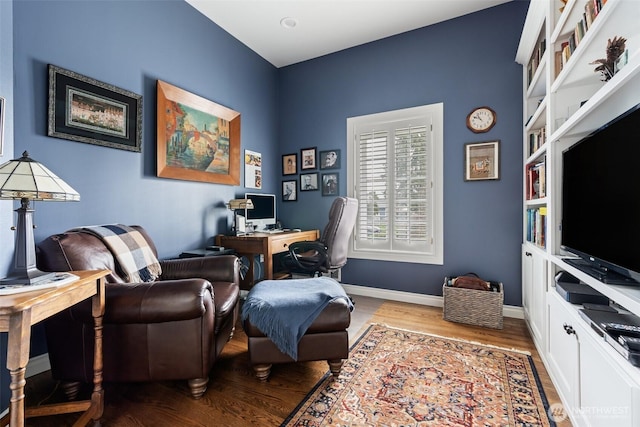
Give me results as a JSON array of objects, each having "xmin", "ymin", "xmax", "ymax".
[{"xmin": 186, "ymin": 0, "xmax": 512, "ymax": 68}]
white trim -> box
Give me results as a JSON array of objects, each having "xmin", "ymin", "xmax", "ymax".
[
  {"xmin": 346, "ymin": 103, "xmax": 444, "ymax": 265},
  {"xmin": 342, "ymin": 283, "xmax": 524, "ymax": 319}
]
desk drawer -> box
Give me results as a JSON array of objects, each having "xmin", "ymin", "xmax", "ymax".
[{"xmin": 269, "ymin": 231, "xmax": 318, "ymax": 254}]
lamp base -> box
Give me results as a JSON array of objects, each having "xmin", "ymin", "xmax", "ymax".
[{"xmin": 0, "ymin": 269, "xmax": 59, "ymax": 286}]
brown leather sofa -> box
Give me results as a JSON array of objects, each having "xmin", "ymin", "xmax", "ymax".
[{"xmin": 37, "ymin": 226, "xmax": 240, "ymax": 399}]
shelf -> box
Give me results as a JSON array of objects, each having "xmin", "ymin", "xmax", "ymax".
[
  {"xmin": 551, "ymin": 55, "xmax": 640, "ymax": 143},
  {"xmin": 525, "ymin": 98, "xmax": 547, "ymax": 132},
  {"xmin": 551, "ymin": 0, "xmax": 639, "ymax": 92},
  {"xmin": 527, "ymin": 56, "xmax": 548, "ymax": 98},
  {"xmin": 551, "ymin": 255, "xmax": 640, "ymax": 316}
]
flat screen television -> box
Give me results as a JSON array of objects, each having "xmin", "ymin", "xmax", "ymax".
[
  {"xmin": 244, "ymin": 193, "xmax": 276, "ymax": 231},
  {"xmin": 561, "ymin": 102, "xmax": 640, "ymax": 285}
]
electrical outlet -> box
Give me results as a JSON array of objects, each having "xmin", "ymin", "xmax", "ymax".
[{"xmin": 259, "ymin": 254, "xmax": 264, "ymax": 262}]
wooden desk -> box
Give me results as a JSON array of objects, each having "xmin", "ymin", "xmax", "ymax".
[
  {"xmin": 0, "ymin": 270, "xmax": 110, "ymax": 427},
  {"xmin": 216, "ymin": 230, "xmax": 319, "ymax": 289}
]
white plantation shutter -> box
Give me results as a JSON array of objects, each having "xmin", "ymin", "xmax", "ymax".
[{"xmin": 347, "ymin": 104, "xmax": 443, "ymax": 265}]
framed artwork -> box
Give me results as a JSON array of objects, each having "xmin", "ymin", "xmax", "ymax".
[
  {"xmin": 156, "ymin": 80, "xmax": 240, "ymax": 185},
  {"xmin": 282, "ymin": 180, "xmax": 297, "ymax": 201},
  {"xmin": 0, "ymin": 96, "xmax": 4, "ymax": 157},
  {"xmin": 282, "ymin": 153, "xmax": 297, "ymax": 175},
  {"xmin": 322, "ymin": 173, "xmax": 339, "ymax": 196},
  {"xmin": 300, "ymin": 172, "xmax": 319, "ymax": 191},
  {"xmin": 464, "ymin": 140, "xmax": 500, "ymax": 181},
  {"xmin": 300, "ymin": 147, "xmax": 317, "ymax": 170},
  {"xmin": 244, "ymin": 149, "xmax": 262, "ymax": 189},
  {"xmin": 47, "ymin": 64, "xmax": 142, "ymax": 152},
  {"xmin": 319, "ymin": 149, "xmax": 340, "ymax": 169}
]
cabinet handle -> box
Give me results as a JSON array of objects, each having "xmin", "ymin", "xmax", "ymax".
[
  {"xmin": 525, "ymin": 252, "xmax": 532, "ymax": 257},
  {"xmin": 563, "ymin": 323, "xmax": 575, "ymax": 335}
]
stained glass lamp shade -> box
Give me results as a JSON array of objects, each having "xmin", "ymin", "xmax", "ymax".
[{"xmin": 0, "ymin": 151, "xmax": 80, "ymax": 285}]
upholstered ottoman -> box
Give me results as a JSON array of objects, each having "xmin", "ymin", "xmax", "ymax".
[{"xmin": 242, "ymin": 277, "xmax": 353, "ymax": 381}]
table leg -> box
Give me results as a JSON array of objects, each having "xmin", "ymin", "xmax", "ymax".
[
  {"xmin": 7, "ymin": 309, "xmax": 32, "ymax": 427},
  {"xmin": 90, "ymin": 278, "xmax": 105, "ymax": 426}
]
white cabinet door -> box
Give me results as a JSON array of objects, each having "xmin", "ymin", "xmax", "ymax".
[
  {"xmin": 546, "ymin": 291, "xmax": 579, "ymax": 411},
  {"xmin": 522, "ymin": 246, "xmax": 533, "ymax": 322},
  {"xmin": 530, "ymin": 251, "xmax": 547, "ymax": 345},
  {"xmin": 578, "ymin": 331, "xmax": 640, "ymax": 427},
  {"xmin": 522, "ymin": 246, "xmax": 546, "ymax": 346}
]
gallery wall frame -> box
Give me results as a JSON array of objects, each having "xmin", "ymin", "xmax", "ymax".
[
  {"xmin": 301, "ymin": 147, "xmax": 317, "ymax": 170},
  {"xmin": 464, "ymin": 140, "xmax": 500, "ymax": 181},
  {"xmin": 300, "ymin": 172, "xmax": 319, "ymax": 191},
  {"xmin": 282, "ymin": 180, "xmax": 297, "ymax": 201},
  {"xmin": 319, "ymin": 149, "xmax": 340, "ymax": 170},
  {"xmin": 47, "ymin": 64, "xmax": 142, "ymax": 152},
  {"xmin": 157, "ymin": 80, "xmax": 240, "ymax": 185},
  {"xmin": 282, "ymin": 153, "xmax": 297, "ymax": 175},
  {"xmin": 322, "ymin": 172, "xmax": 339, "ymax": 196}
]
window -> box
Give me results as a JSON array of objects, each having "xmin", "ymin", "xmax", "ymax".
[{"xmin": 347, "ymin": 103, "xmax": 443, "ymax": 264}]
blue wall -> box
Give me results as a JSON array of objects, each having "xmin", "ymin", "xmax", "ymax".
[
  {"xmin": 277, "ymin": 2, "xmax": 528, "ymax": 305},
  {"xmin": 12, "ymin": 0, "xmax": 279, "ymax": 258},
  {"xmin": 2, "ymin": 0, "xmax": 528, "ymax": 412},
  {"xmin": 0, "ymin": 0, "xmax": 14, "ymax": 412}
]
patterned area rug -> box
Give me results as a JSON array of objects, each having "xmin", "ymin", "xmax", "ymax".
[{"xmin": 282, "ymin": 324, "xmax": 554, "ymax": 426}]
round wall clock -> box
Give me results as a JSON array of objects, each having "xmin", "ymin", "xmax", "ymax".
[{"xmin": 466, "ymin": 106, "xmax": 497, "ymax": 133}]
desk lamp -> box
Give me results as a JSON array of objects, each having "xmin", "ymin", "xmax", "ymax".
[
  {"xmin": 227, "ymin": 198, "xmax": 253, "ymax": 235},
  {"xmin": 0, "ymin": 151, "xmax": 80, "ymax": 285}
]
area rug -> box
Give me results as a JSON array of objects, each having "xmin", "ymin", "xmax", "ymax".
[{"xmin": 282, "ymin": 324, "xmax": 554, "ymax": 426}]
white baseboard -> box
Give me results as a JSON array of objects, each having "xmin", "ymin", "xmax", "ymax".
[{"xmin": 341, "ymin": 283, "xmax": 524, "ymax": 319}]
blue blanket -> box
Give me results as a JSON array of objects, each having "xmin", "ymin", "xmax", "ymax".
[{"xmin": 241, "ymin": 277, "xmax": 353, "ymax": 360}]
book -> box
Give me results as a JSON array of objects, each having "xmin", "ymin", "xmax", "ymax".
[{"xmin": 0, "ymin": 272, "xmax": 79, "ymax": 295}]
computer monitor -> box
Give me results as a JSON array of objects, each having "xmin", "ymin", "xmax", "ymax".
[{"xmin": 244, "ymin": 193, "xmax": 276, "ymax": 231}]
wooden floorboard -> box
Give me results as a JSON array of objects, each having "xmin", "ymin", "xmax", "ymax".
[{"xmin": 20, "ymin": 296, "xmax": 570, "ymax": 426}]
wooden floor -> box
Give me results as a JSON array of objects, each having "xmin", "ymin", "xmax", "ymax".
[{"xmin": 21, "ymin": 296, "xmax": 571, "ymax": 426}]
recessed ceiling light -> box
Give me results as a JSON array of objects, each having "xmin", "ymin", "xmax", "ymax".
[{"xmin": 280, "ymin": 17, "xmax": 298, "ymax": 29}]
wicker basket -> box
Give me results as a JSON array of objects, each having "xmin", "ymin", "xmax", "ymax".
[{"xmin": 442, "ymin": 278, "xmax": 504, "ymax": 329}]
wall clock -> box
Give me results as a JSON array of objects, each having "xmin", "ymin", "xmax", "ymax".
[{"xmin": 466, "ymin": 106, "xmax": 496, "ymax": 133}]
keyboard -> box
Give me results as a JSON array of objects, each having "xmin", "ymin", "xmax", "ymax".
[{"xmin": 263, "ymin": 229, "xmax": 284, "ymax": 234}]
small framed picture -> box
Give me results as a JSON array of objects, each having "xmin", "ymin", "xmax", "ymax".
[
  {"xmin": 319, "ymin": 149, "xmax": 340, "ymax": 169},
  {"xmin": 464, "ymin": 140, "xmax": 500, "ymax": 181},
  {"xmin": 282, "ymin": 180, "xmax": 297, "ymax": 201},
  {"xmin": 282, "ymin": 153, "xmax": 297, "ymax": 175},
  {"xmin": 300, "ymin": 173, "xmax": 319, "ymax": 191},
  {"xmin": 322, "ymin": 173, "xmax": 339, "ymax": 196},
  {"xmin": 300, "ymin": 147, "xmax": 317, "ymax": 170}
]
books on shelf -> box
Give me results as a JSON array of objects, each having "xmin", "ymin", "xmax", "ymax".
[
  {"xmin": 0, "ymin": 272, "xmax": 79, "ymax": 295},
  {"xmin": 527, "ymin": 37, "xmax": 547, "ymax": 87},
  {"xmin": 529, "ymin": 127, "xmax": 546, "ymax": 156},
  {"xmin": 526, "ymin": 158, "xmax": 546, "ymax": 200},
  {"xmin": 526, "ymin": 207, "xmax": 547, "ymax": 248},
  {"xmin": 557, "ymin": 0, "xmax": 606, "ymax": 74}
]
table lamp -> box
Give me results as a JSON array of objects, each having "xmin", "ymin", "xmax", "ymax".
[
  {"xmin": 227, "ymin": 198, "xmax": 253, "ymax": 235},
  {"xmin": 0, "ymin": 151, "xmax": 80, "ymax": 285}
]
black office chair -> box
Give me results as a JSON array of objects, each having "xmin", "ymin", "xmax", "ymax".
[{"xmin": 281, "ymin": 197, "xmax": 358, "ymax": 277}]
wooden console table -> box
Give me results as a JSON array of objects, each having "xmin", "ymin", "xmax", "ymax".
[
  {"xmin": 216, "ymin": 230, "xmax": 319, "ymax": 289},
  {"xmin": 0, "ymin": 269, "xmax": 110, "ymax": 427}
]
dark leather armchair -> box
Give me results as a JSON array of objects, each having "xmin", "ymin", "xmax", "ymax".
[
  {"xmin": 36, "ymin": 226, "xmax": 240, "ymax": 400},
  {"xmin": 282, "ymin": 197, "xmax": 358, "ymax": 277}
]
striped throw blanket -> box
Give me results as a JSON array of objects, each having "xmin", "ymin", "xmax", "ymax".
[{"xmin": 77, "ymin": 224, "xmax": 162, "ymax": 282}]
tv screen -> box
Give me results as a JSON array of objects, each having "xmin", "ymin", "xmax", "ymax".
[
  {"xmin": 561, "ymin": 102, "xmax": 640, "ymax": 285},
  {"xmin": 245, "ymin": 193, "xmax": 276, "ymax": 231}
]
